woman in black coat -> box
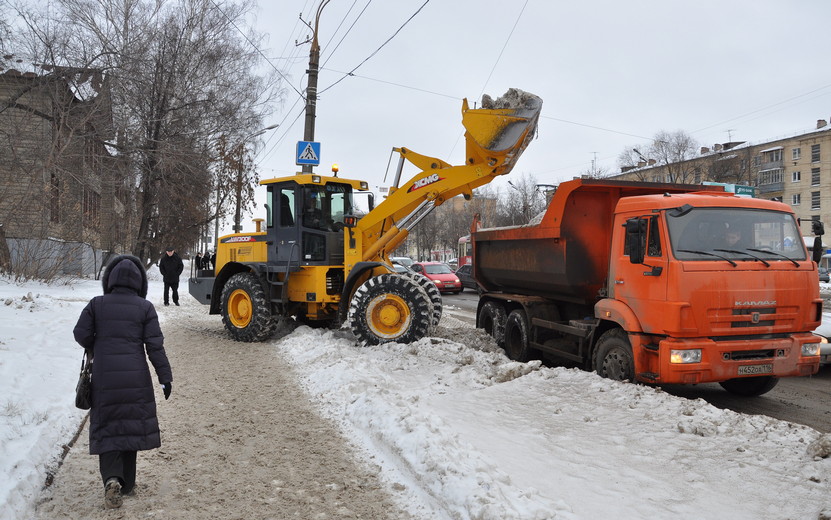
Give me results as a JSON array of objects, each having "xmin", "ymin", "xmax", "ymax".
[{"xmin": 73, "ymin": 255, "xmax": 173, "ymax": 509}]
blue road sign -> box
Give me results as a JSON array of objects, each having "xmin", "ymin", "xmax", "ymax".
[{"xmin": 296, "ymin": 141, "xmax": 321, "ymax": 166}]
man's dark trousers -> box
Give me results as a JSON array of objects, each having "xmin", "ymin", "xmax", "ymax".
[{"xmin": 164, "ymin": 281, "xmax": 179, "ymax": 305}]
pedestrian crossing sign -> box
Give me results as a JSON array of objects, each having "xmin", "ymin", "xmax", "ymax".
[{"xmin": 296, "ymin": 141, "xmax": 321, "ymax": 166}]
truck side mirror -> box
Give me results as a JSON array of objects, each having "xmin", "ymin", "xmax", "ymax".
[
  {"xmin": 813, "ymin": 236, "xmax": 824, "ymax": 264},
  {"xmin": 624, "ymin": 218, "xmax": 646, "ymax": 265},
  {"xmin": 368, "ymin": 193, "xmax": 375, "ymax": 212}
]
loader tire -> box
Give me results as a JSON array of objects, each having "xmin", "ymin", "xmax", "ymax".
[
  {"xmin": 221, "ymin": 272, "xmax": 276, "ymax": 342},
  {"xmin": 478, "ymin": 301, "xmax": 507, "ymax": 347},
  {"xmin": 349, "ymin": 273, "xmax": 431, "ymax": 345},
  {"xmin": 593, "ymin": 328, "xmax": 635, "ymax": 382},
  {"xmin": 406, "ymin": 272, "xmax": 442, "ymax": 330},
  {"xmin": 504, "ymin": 309, "xmax": 533, "ymax": 362},
  {"xmin": 719, "ymin": 376, "xmax": 779, "ymax": 397}
]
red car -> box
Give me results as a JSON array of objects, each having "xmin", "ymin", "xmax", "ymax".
[{"xmin": 411, "ymin": 262, "xmax": 462, "ymax": 294}]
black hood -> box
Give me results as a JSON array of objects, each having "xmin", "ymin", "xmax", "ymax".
[{"xmin": 101, "ymin": 255, "xmax": 148, "ymax": 298}]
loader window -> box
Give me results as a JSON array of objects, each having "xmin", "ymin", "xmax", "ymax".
[
  {"xmin": 280, "ymin": 188, "xmax": 295, "ymax": 227},
  {"xmin": 302, "ymin": 184, "xmax": 354, "ymax": 231}
]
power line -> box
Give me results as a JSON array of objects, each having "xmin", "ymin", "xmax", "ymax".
[
  {"xmin": 319, "ymin": 67, "xmax": 461, "ymax": 100},
  {"xmin": 540, "ymin": 115, "xmax": 655, "ymax": 141},
  {"xmin": 207, "ymin": 0, "xmax": 305, "ymax": 101},
  {"xmin": 320, "ymin": 0, "xmax": 372, "ymax": 68},
  {"xmin": 477, "ymin": 0, "xmax": 528, "ymax": 101},
  {"xmin": 319, "ymin": 0, "xmax": 430, "ymax": 95}
]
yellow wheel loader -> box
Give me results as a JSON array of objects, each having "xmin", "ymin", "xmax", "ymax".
[{"xmin": 189, "ymin": 88, "xmax": 542, "ymax": 344}]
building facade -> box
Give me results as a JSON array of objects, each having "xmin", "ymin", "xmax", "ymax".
[
  {"xmin": 612, "ymin": 119, "xmax": 831, "ymax": 235},
  {"xmin": 0, "ymin": 57, "xmax": 133, "ymax": 277}
]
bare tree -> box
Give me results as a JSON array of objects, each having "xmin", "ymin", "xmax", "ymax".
[
  {"xmin": 10, "ymin": 0, "xmax": 283, "ymax": 266},
  {"xmin": 648, "ymin": 130, "xmax": 699, "ymax": 183}
]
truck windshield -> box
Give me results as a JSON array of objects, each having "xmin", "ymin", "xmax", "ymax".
[
  {"xmin": 667, "ymin": 207, "xmax": 806, "ymax": 262},
  {"xmin": 302, "ymin": 183, "xmax": 354, "ymax": 231}
]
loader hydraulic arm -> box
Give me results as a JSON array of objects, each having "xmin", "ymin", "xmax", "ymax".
[{"xmin": 347, "ymin": 89, "xmax": 542, "ymax": 269}]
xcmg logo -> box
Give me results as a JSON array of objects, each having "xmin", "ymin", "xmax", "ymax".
[{"xmin": 407, "ymin": 173, "xmax": 443, "ymax": 193}]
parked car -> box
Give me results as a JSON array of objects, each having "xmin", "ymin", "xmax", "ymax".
[
  {"xmin": 411, "ymin": 261, "xmax": 462, "ymax": 294},
  {"xmin": 819, "ymin": 266, "xmax": 829, "ymax": 283},
  {"xmin": 391, "ymin": 261, "xmax": 413, "ymax": 274},
  {"xmin": 391, "ymin": 256, "xmax": 414, "ymax": 268},
  {"xmin": 455, "ymin": 264, "xmax": 477, "ymax": 291},
  {"xmin": 813, "ymin": 314, "xmax": 831, "ymax": 365}
]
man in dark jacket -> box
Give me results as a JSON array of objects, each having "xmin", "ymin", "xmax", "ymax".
[
  {"xmin": 158, "ymin": 247, "xmax": 184, "ymax": 306},
  {"xmin": 73, "ymin": 255, "xmax": 173, "ymax": 509}
]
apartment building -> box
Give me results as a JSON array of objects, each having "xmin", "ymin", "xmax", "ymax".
[{"xmin": 612, "ymin": 119, "xmax": 831, "ymax": 236}]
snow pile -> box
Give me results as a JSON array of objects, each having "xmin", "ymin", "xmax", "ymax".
[{"xmin": 1, "ymin": 272, "xmax": 830, "ymax": 519}]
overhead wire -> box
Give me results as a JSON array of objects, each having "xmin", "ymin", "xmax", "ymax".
[
  {"xmin": 206, "ymin": 0, "xmax": 305, "ymax": 101},
  {"xmin": 319, "ymin": 0, "xmax": 430, "ymax": 95}
]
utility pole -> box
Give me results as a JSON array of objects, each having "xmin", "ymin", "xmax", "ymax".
[{"xmin": 301, "ymin": 0, "xmax": 331, "ymax": 174}]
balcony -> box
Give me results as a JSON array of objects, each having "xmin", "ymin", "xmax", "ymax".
[{"xmin": 758, "ymin": 182, "xmax": 784, "ymax": 194}]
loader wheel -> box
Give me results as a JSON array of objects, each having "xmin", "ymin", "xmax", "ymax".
[
  {"xmin": 221, "ymin": 272, "xmax": 276, "ymax": 342},
  {"xmin": 719, "ymin": 376, "xmax": 779, "ymax": 397},
  {"xmin": 593, "ymin": 328, "xmax": 635, "ymax": 382},
  {"xmin": 504, "ymin": 309, "xmax": 533, "ymax": 362},
  {"xmin": 349, "ymin": 274, "xmax": 431, "ymax": 345},
  {"xmin": 406, "ymin": 272, "xmax": 442, "ymax": 330},
  {"xmin": 478, "ymin": 301, "xmax": 507, "ymax": 347}
]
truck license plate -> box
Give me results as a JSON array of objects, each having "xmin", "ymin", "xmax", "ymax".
[{"xmin": 738, "ymin": 364, "xmax": 773, "ymax": 375}]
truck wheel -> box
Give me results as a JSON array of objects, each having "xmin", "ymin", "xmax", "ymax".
[
  {"xmin": 406, "ymin": 272, "xmax": 442, "ymax": 329},
  {"xmin": 349, "ymin": 273, "xmax": 431, "ymax": 345},
  {"xmin": 593, "ymin": 329, "xmax": 635, "ymax": 382},
  {"xmin": 719, "ymin": 376, "xmax": 779, "ymax": 396},
  {"xmin": 478, "ymin": 301, "xmax": 507, "ymax": 346},
  {"xmin": 504, "ymin": 309, "xmax": 532, "ymax": 362},
  {"xmin": 221, "ymin": 272, "xmax": 276, "ymax": 342}
]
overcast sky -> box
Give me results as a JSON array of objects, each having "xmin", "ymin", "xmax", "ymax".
[{"xmin": 246, "ymin": 0, "xmax": 831, "ymax": 196}]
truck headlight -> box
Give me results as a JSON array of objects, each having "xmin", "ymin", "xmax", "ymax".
[
  {"xmin": 801, "ymin": 342, "xmax": 821, "ymax": 356},
  {"xmin": 670, "ymin": 349, "xmax": 702, "ymax": 364}
]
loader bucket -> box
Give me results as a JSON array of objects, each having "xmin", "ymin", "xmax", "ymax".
[{"xmin": 462, "ymin": 88, "xmax": 542, "ymax": 172}]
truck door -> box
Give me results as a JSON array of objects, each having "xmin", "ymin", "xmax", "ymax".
[
  {"xmin": 266, "ymin": 184, "xmax": 301, "ymax": 265},
  {"xmin": 610, "ymin": 214, "xmax": 668, "ymax": 332}
]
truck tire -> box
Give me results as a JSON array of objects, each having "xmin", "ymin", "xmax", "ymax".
[
  {"xmin": 478, "ymin": 301, "xmax": 507, "ymax": 347},
  {"xmin": 593, "ymin": 328, "xmax": 635, "ymax": 382},
  {"xmin": 349, "ymin": 273, "xmax": 431, "ymax": 345},
  {"xmin": 406, "ymin": 272, "xmax": 442, "ymax": 330},
  {"xmin": 221, "ymin": 272, "xmax": 276, "ymax": 342},
  {"xmin": 719, "ymin": 376, "xmax": 779, "ymax": 397},
  {"xmin": 504, "ymin": 309, "xmax": 532, "ymax": 362}
]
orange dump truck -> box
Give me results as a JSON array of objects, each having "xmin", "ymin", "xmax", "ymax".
[{"xmin": 473, "ymin": 178, "xmax": 823, "ymax": 396}]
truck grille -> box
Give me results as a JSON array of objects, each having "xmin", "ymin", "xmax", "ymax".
[
  {"xmin": 724, "ymin": 349, "xmax": 775, "ymax": 361},
  {"xmin": 730, "ymin": 307, "xmax": 775, "ymax": 328}
]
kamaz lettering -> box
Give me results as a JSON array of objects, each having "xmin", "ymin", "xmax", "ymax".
[
  {"xmin": 407, "ymin": 173, "xmax": 442, "ymax": 193},
  {"xmin": 735, "ymin": 300, "xmax": 776, "ymax": 306}
]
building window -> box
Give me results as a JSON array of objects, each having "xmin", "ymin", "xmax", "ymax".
[
  {"xmin": 83, "ymin": 187, "xmax": 101, "ymax": 229},
  {"xmin": 812, "ymin": 144, "xmax": 820, "ymax": 163},
  {"xmin": 792, "ymin": 193, "xmax": 801, "ymax": 205},
  {"xmin": 753, "ymin": 156, "xmax": 761, "ymax": 167},
  {"xmin": 792, "ymin": 171, "xmax": 801, "ymax": 182},
  {"xmin": 812, "ymin": 191, "xmax": 821, "ymax": 210},
  {"xmin": 764, "ymin": 149, "xmax": 783, "ymax": 162},
  {"xmin": 792, "ymin": 147, "xmax": 801, "ymax": 161},
  {"xmin": 812, "ymin": 167, "xmax": 821, "ymax": 186},
  {"xmin": 50, "ymin": 174, "xmax": 60, "ymax": 223}
]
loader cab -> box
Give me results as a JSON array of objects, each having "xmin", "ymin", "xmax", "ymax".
[{"xmin": 263, "ymin": 175, "xmax": 359, "ymax": 267}]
